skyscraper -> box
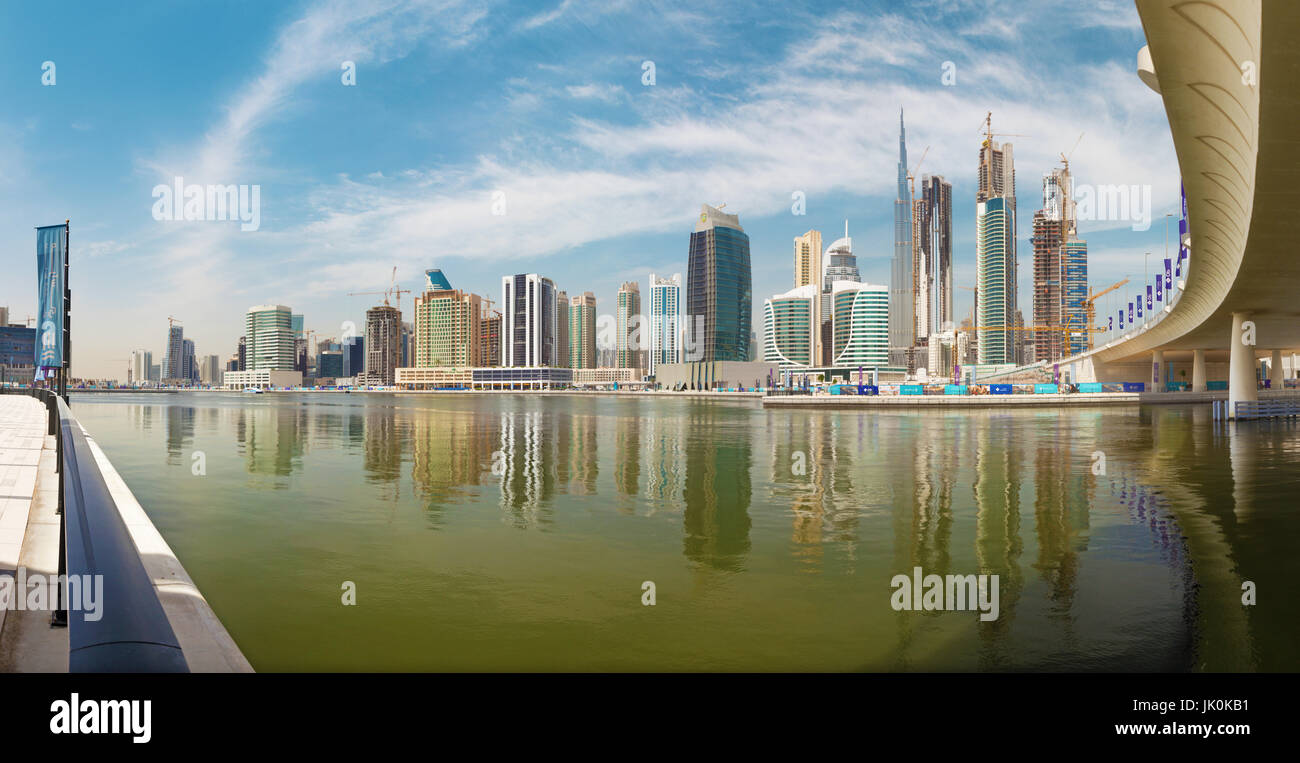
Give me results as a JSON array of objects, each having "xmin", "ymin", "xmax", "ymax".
[
  {"xmin": 1032, "ymin": 162, "xmax": 1089, "ymax": 361},
  {"xmin": 412, "ymin": 273, "xmax": 482, "ymax": 368},
  {"xmin": 502, "ymin": 274, "xmax": 557, "ymax": 367},
  {"xmin": 163, "ymin": 324, "xmax": 184, "ymax": 380},
  {"xmin": 616, "ymin": 281, "xmax": 642, "ymax": 370},
  {"xmin": 245, "ymin": 306, "xmax": 296, "ymax": 371},
  {"xmin": 918, "ymin": 176, "xmax": 954, "ymax": 338},
  {"xmin": 763, "ymin": 284, "xmax": 817, "ymax": 369},
  {"xmin": 793, "ymin": 230, "xmax": 822, "ymax": 365},
  {"xmin": 648, "ymin": 272, "xmax": 681, "ymax": 374},
  {"xmin": 976, "ymin": 118, "xmax": 1018, "ymax": 365},
  {"xmin": 362, "ymin": 304, "xmax": 401, "ymax": 385},
  {"xmin": 554, "ymin": 289, "xmax": 570, "ymax": 369},
  {"xmin": 182, "ymin": 338, "xmax": 197, "ymax": 383},
  {"xmin": 569, "ymin": 292, "xmax": 597, "ymax": 369},
  {"xmin": 831, "ymin": 281, "xmax": 890, "ymax": 367},
  {"xmin": 686, "ymin": 204, "xmax": 751, "ymax": 362},
  {"xmin": 891, "ymin": 110, "xmax": 914, "ymax": 358},
  {"xmin": 130, "ymin": 350, "xmax": 152, "ymax": 386}
]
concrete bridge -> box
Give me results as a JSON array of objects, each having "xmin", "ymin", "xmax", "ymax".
[{"xmin": 1062, "ymin": 0, "xmax": 1300, "ymax": 418}]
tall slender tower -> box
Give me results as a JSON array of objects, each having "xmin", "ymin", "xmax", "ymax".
[
  {"xmin": 975, "ymin": 116, "xmax": 1017, "ymax": 365},
  {"xmin": 891, "ymin": 110, "xmax": 914, "ymax": 360},
  {"xmin": 793, "ymin": 229, "xmax": 822, "ymax": 365},
  {"xmin": 616, "ymin": 281, "xmax": 642, "ymax": 369}
]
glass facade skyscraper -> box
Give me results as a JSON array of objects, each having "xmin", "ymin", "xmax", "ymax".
[
  {"xmin": 502, "ymin": 274, "xmax": 557, "ymax": 367},
  {"xmin": 648, "ymin": 272, "xmax": 681, "ymax": 374},
  {"xmin": 687, "ymin": 204, "xmax": 751, "ymax": 363}
]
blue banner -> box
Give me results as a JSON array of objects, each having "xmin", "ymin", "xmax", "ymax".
[
  {"xmin": 1155, "ymin": 276, "xmax": 1162, "ymax": 302},
  {"xmin": 1128, "ymin": 303, "xmax": 1134, "ymax": 322},
  {"xmin": 1147, "ymin": 285, "xmax": 1153, "ymax": 310},
  {"xmin": 1164, "ymin": 258, "xmax": 1172, "ymax": 289},
  {"xmin": 1119, "ymin": 309, "xmax": 1125, "ymax": 328},
  {"xmin": 989, "ymin": 384, "xmax": 1012, "ymax": 395},
  {"xmin": 1108, "ymin": 316, "xmax": 1113, "ymax": 331},
  {"xmin": 35, "ymin": 224, "xmax": 66, "ymax": 369},
  {"xmin": 1136, "ymin": 297, "xmax": 1142, "ymax": 318}
]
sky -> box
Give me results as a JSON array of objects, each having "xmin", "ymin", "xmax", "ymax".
[{"xmin": 0, "ymin": 0, "xmax": 1180, "ymax": 380}]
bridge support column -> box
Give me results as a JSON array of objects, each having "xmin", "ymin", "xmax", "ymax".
[
  {"xmin": 1228, "ymin": 312, "xmax": 1257, "ymax": 419},
  {"xmin": 1192, "ymin": 349, "xmax": 1206, "ymax": 392},
  {"xmin": 1271, "ymin": 349, "xmax": 1284, "ymax": 390},
  {"xmin": 1152, "ymin": 349, "xmax": 1164, "ymax": 387}
]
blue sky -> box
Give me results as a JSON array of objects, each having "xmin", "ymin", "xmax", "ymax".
[{"xmin": 0, "ymin": 0, "xmax": 1178, "ymax": 379}]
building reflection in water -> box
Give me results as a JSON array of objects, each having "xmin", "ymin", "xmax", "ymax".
[
  {"xmin": 234, "ymin": 405, "xmax": 306, "ymax": 480},
  {"xmin": 682, "ymin": 404, "xmax": 752, "ymax": 572}
]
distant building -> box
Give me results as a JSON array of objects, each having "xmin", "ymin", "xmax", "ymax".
[
  {"xmin": 763, "ymin": 284, "xmax": 817, "ymax": 369},
  {"xmin": 615, "ymin": 281, "xmax": 642, "ymax": 370},
  {"xmin": 830, "ymin": 281, "xmax": 889, "ymax": 367},
  {"xmin": 199, "ymin": 354, "xmax": 222, "ymax": 385},
  {"xmin": 569, "ymin": 292, "xmax": 596, "ymax": 369},
  {"xmin": 318, "ymin": 350, "xmax": 344, "ymax": 378},
  {"xmin": 245, "ymin": 305, "xmax": 296, "ymax": 371},
  {"xmin": 976, "ymin": 117, "xmax": 1018, "ymax": 365},
  {"xmin": 344, "ymin": 337, "xmax": 364, "ymax": 377},
  {"xmin": 130, "ymin": 349, "xmax": 153, "ymax": 385},
  {"xmin": 0, "ymin": 324, "xmax": 37, "ymax": 382},
  {"xmin": 502, "ymin": 274, "xmax": 557, "ymax": 367},
  {"xmin": 163, "ymin": 325, "xmax": 185, "ymax": 380},
  {"xmin": 361, "ymin": 305, "xmax": 401, "ymax": 385},
  {"xmin": 412, "ymin": 283, "xmax": 482, "ymax": 369},
  {"xmin": 648, "ymin": 272, "xmax": 681, "ymax": 375},
  {"xmin": 182, "ymin": 338, "xmax": 197, "ymax": 383},
  {"xmin": 687, "ymin": 204, "xmax": 751, "ymax": 362},
  {"xmin": 554, "ymin": 289, "xmax": 570, "ymax": 369},
  {"xmin": 480, "ymin": 311, "xmax": 501, "ymax": 367}
]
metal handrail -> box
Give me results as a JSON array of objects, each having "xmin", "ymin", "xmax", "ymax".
[{"xmin": 2, "ymin": 387, "xmax": 188, "ymax": 671}]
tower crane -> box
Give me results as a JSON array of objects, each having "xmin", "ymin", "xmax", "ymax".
[{"xmin": 978, "ymin": 112, "xmax": 1029, "ymax": 145}]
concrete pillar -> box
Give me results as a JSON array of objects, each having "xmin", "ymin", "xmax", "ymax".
[
  {"xmin": 1192, "ymin": 348, "xmax": 1207, "ymax": 392},
  {"xmin": 1228, "ymin": 312, "xmax": 1257, "ymax": 418},
  {"xmin": 1152, "ymin": 349, "xmax": 1164, "ymax": 387},
  {"xmin": 1271, "ymin": 348, "xmax": 1284, "ymax": 390}
]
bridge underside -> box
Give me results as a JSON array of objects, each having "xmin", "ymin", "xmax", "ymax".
[{"xmin": 1068, "ymin": 1, "xmax": 1300, "ymax": 413}]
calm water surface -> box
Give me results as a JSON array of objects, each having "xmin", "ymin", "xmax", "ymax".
[{"xmin": 69, "ymin": 392, "xmax": 1299, "ymax": 671}]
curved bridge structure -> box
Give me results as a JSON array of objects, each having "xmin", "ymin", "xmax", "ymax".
[{"xmin": 1069, "ymin": 0, "xmax": 1300, "ymax": 417}]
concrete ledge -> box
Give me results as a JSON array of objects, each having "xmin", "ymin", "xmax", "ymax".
[
  {"xmin": 79, "ymin": 426, "xmax": 254, "ymax": 673},
  {"xmin": 762, "ymin": 390, "xmax": 1230, "ymax": 409}
]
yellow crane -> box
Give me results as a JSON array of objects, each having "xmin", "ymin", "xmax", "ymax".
[{"xmin": 1077, "ymin": 277, "xmax": 1129, "ymax": 351}]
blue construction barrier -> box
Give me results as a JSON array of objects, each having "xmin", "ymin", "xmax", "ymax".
[
  {"xmin": 899, "ymin": 384, "xmax": 924, "ymax": 395},
  {"xmin": 858, "ymin": 384, "xmax": 878, "ymax": 396},
  {"xmin": 1122, "ymin": 382, "xmax": 1145, "ymax": 392},
  {"xmin": 1079, "ymin": 382, "xmax": 1104, "ymax": 393},
  {"xmin": 1034, "ymin": 384, "xmax": 1059, "ymax": 394},
  {"xmin": 944, "ymin": 385, "xmax": 968, "ymax": 395},
  {"xmin": 1165, "ymin": 381, "xmax": 1188, "ymax": 392},
  {"xmin": 989, "ymin": 384, "xmax": 1012, "ymax": 395},
  {"xmin": 1206, "ymin": 380, "xmax": 1228, "ymax": 391}
]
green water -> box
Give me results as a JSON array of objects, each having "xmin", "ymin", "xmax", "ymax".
[{"xmin": 67, "ymin": 392, "xmax": 1298, "ymax": 672}]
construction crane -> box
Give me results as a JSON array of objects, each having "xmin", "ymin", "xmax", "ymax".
[
  {"xmin": 907, "ymin": 145, "xmax": 930, "ymax": 202},
  {"xmin": 1077, "ymin": 277, "xmax": 1129, "ymax": 351},
  {"xmin": 167, "ymin": 315, "xmax": 182, "ymax": 329},
  {"xmin": 978, "ymin": 112, "xmax": 1028, "ymax": 145},
  {"xmin": 1059, "ymin": 131, "xmax": 1084, "ymax": 172}
]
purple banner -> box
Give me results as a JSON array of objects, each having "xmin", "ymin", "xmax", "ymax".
[
  {"xmin": 1164, "ymin": 258, "xmax": 1172, "ymax": 289},
  {"xmin": 1147, "ymin": 285, "xmax": 1153, "ymax": 310}
]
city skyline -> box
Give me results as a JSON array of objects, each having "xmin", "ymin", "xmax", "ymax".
[{"xmin": 0, "ymin": 0, "xmax": 1174, "ymax": 379}]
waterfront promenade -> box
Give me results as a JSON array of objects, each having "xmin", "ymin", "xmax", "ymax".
[{"xmin": 0, "ymin": 394, "xmax": 252, "ymax": 672}]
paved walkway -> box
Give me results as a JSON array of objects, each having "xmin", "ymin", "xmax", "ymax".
[{"xmin": 0, "ymin": 396, "xmax": 68, "ymax": 670}]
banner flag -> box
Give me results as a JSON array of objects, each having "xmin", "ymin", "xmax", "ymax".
[
  {"xmin": 1155, "ymin": 275, "xmax": 1163, "ymax": 302},
  {"xmin": 1147, "ymin": 285, "xmax": 1153, "ymax": 310},
  {"xmin": 1128, "ymin": 303, "xmax": 1134, "ymax": 323},
  {"xmin": 1165, "ymin": 258, "xmax": 1172, "ymax": 289},
  {"xmin": 35, "ymin": 224, "xmax": 67, "ymax": 369}
]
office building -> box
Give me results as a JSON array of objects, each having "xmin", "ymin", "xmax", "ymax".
[
  {"xmin": 648, "ymin": 272, "xmax": 681, "ymax": 374},
  {"xmin": 569, "ymin": 292, "xmax": 597, "ymax": 369},
  {"xmin": 830, "ymin": 281, "xmax": 890, "ymax": 367},
  {"xmin": 163, "ymin": 324, "xmax": 185, "ymax": 380},
  {"xmin": 686, "ymin": 204, "xmax": 751, "ymax": 362},
  {"xmin": 412, "ymin": 276, "xmax": 483, "ymax": 369},
  {"xmin": 502, "ymin": 274, "xmax": 557, "ymax": 367},
  {"xmin": 976, "ymin": 118, "xmax": 1018, "ymax": 365},
  {"xmin": 244, "ymin": 305, "xmax": 296, "ymax": 371},
  {"xmin": 763, "ymin": 284, "xmax": 817, "ymax": 369},
  {"xmin": 362, "ymin": 304, "xmax": 401, "ymax": 385},
  {"xmin": 615, "ymin": 281, "xmax": 642, "ymax": 370},
  {"xmin": 130, "ymin": 350, "xmax": 153, "ymax": 386},
  {"xmin": 555, "ymin": 289, "xmax": 570, "ymax": 369},
  {"xmin": 918, "ymin": 175, "xmax": 954, "ymax": 337},
  {"xmin": 793, "ymin": 230, "xmax": 823, "ymax": 365}
]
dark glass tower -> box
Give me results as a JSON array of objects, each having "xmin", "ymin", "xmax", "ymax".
[{"xmin": 687, "ymin": 204, "xmax": 751, "ymax": 362}]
